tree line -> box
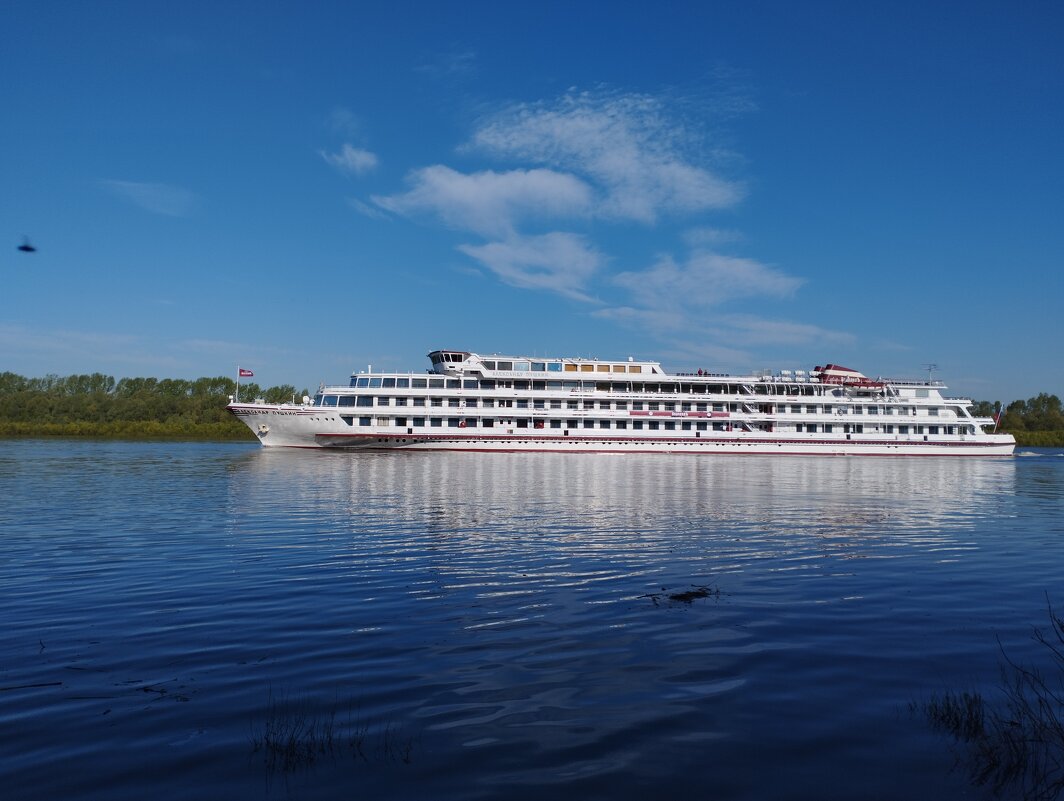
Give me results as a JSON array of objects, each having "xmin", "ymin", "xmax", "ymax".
[
  {"xmin": 0, "ymin": 372, "xmax": 307, "ymax": 440},
  {"xmin": 0, "ymin": 371, "xmax": 1061, "ymax": 445}
]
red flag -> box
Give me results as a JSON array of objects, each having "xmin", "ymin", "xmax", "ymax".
[{"xmin": 239, "ymin": 368, "xmax": 254, "ymax": 377}]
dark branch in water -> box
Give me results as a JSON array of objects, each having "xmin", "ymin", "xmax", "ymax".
[{"xmin": 915, "ymin": 597, "xmax": 1064, "ymax": 800}]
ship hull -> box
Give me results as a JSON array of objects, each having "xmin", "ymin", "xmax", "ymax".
[{"xmin": 228, "ymin": 404, "xmax": 1015, "ymax": 455}]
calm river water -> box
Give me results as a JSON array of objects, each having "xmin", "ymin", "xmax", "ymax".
[{"xmin": 1, "ymin": 440, "xmax": 1062, "ymax": 800}]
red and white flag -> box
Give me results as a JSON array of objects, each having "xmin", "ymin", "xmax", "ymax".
[{"xmin": 239, "ymin": 368, "xmax": 254, "ymax": 378}]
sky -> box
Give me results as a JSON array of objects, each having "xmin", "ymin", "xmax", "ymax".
[{"xmin": 2, "ymin": 0, "xmax": 1062, "ymax": 402}]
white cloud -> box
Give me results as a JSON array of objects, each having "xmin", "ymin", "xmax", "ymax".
[
  {"xmin": 102, "ymin": 180, "xmax": 197, "ymax": 217},
  {"xmin": 347, "ymin": 197, "xmax": 391, "ymax": 220},
  {"xmin": 613, "ymin": 250, "xmax": 803, "ymax": 314},
  {"xmin": 321, "ymin": 143, "xmax": 378, "ymax": 176},
  {"xmin": 457, "ymin": 232, "xmax": 603, "ymax": 301},
  {"xmin": 471, "ymin": 91, "xmax": 744, "ymax": 223},
  {"xmin": 373, "ymin": 165, "xmax": 592, "ymax": 238}
]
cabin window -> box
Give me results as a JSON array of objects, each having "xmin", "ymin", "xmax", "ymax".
[
  {"xmin": 633, "ymin": 401, "xmax": 644, "ymax": 410},
  {"xmin": 531, "ymin": 362, "xmax": 546, "ymax": 371},
  {"xmin": 583, "ymin": 419, "xmax": 595, "ymax": 428},
  {"xmin": 395, "ymin": 417, "xmax": 407, "ymax": 427},
  {"xmin": 550, "ymin": 420, "xmax": 561, "ymax": 428},
  {"xmin": 514, "ymin": 361, "xmax": 530, "ymax": 371},
  {"xmin": 358, "ymin": 416, "xmax": 371, "ymax": 426},
  {"xmin": 663, "ymin": 421, "xmax": 675, "ymax": 430},
  {"xmin": 567, "ymin": 400, "xmax": 578, "ymax": 409},
  {"xmin": 514, "ymin": 380, "xmax": 529, "ymax": 390},
  {"xmin": 413, "ymin": 417, "xmax": 425, "ymax": 427},
  {"xmin": 429, "ymin": 378, "xmax": 444, "ymax": 388},
  {"xmin": 338, "ymin": 396, "xmax": 356, "ymax": 407},
  {"xmin": 696, "ymin": 422, "xmax": 707, "ymax": 431},
  {"xmin": 663, "ymin": 403, "xmax": 675, "ymax": 411},
  {"xmin": 616, "ymin": 420, "xmax": 627, "ymax": 429},
  {"xmin": 368, "ymin": 378, "xmax": 382, "ymax": 388},
  {"xmin": 516, "ymin": 400, "xmax": 529, "ymax": 408},
  {"xmin": 580, "ymin": 365, "xmax": 593, "ymax": 372},
  {"xmin": 547, "ymin": 363, "xmax": 562, "ymax": 372},
  {"xmin": 382, "ymin": 378, "xmax": 396, "ymax": 388},
  {"xmin": 377, "ymin": 397, "xmax": 390, "ymax": 406},
  {"xmin": 431, "ymin": 418, "xmax": 442, "ymax": 427},
  {"xmin": 482, "ymin": 398, "xmax": 494, "ymax": 407},
  {"xmin": 448, "ymin": 398, "xmax": 460, "ymax": 408},
  {"xmin": 465, "ymin": 399, "xmax": 477, "ymax": 408},
  {"xmin": 645, "ymin": 384, "xmax": 659, "ymax": 393},
  {"xmin": 696, "ymin": 403, "xmax": 707, "ymax": 412},
  {"xmin": 446, "ymin": 380, "xmax": 460, "ymax": 389},
  {"xmin": 616, "ymin": 401, "xmax": 628, "ymax": 410},
  {"xmin": 396, "ymin": 378, "xmax": 409, "ymax": 388},
  {"xmin": 649, "ymin": 421, "xmax": 660, "ymax": 430},
  {"xmin": 613, "ymin": 365, "xmax": 627, "ymax": 373},
  {"xmin": 448, "ymin": 418, "xmax": 460, "ymax": 427},
  {"xmin": 633, "ymin": 421, "xmax": 644, "ymax": 429},
  {"xmin": 598, "ymin": 365, "xmax": 609, "ymax": 372},
  {"xmin": 356, "ymin": 397, "xmax": 372, "ymax": 407},
  {"xmin": 394, "ymin": 398, "xmax": 408, "ymax": 407},
  {"xmin": 567, "ymin": 419, "xmax": 579, "ymax": 428},
  {"xmin": 648, "ymin": 402, "xmax": 659, "ymax": 411},
  {"xmin": 681, "ymin": 422, "xmax": 692, "ymax": 431},
  {"xmin": 599, "ymin": 420, "xmax": 611, "ymax": 428},
  {"xmin": 497, "ymin": 361, "xmax": 513, "ymax": 371},
  {"xmin": 564, "ymin": 364, "xmax": 577, "ymax": 372},
  {"xmin": 532, "ymin": 381, "xmax": 546, "ymax": 391},
  {"xmin": 824, "ymin": 424, "xmax": 833, "ymax": 433},
  {"xmin": 481, "ymin": 361, "xmax": 496, "ymax": 370},
  {"xmin": 355, "ymin": 377, "xmax": 370, "ymax": 388},
  {"xmin": 583, "ymin": 401, "xmax": 594, "ymax": 409},
  {"xmin": 929, "ymin": 426, "xmax": 940, "ymax": 435},
  {"xmin": 412, "ymin": 378, "xmax": 427, "ymax": 388},
  {"xmin": 550, "ymin": 400, "xmax": 561, "ymax": 409},
  {"xmin": 479, "ymin": 380, "xmax": 496, "ymax": 389},
  {"xmin": 533, "ymin": 400, "xmax": 545, "ymax": 409},
  {"xmin": 322, "ymin": 395, "xmax": 339, "ymax": 406},
  {"xmin": 899, "ymin": 425, "xmax": 909, "ymax": 434}
]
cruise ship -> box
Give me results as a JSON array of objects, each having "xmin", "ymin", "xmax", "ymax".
[{"xmin": 227, "ymin": 349, "xmax": 1015, "ymax": 455}]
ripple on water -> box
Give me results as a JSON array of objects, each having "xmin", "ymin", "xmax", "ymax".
[{"xmin": 0, "ymin": 442, "xmax": 1060, "ymax": 800}]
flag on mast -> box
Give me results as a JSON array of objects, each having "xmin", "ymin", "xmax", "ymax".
[{"xmin": 239, "ymin": 368, "xmax": 254, "ymax": 377}]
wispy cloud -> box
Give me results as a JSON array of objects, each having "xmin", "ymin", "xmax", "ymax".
[
  {"xmin": 612, "ymin": 250, "xmax": 803, "ymax": 315},
  {"xmin": 458, "ymin": 233, "xmax": 603, "ymax": 301},
  {"xmin": 321, "ymin": 143, "xmax": 379, "ymax": 176},
  {"xmin": 102, "ymin": 180, "xmax": 197, "ymax": 217},
  {"xmin": 374, "ymin": 165, "xmax": 591, "ymax": 238},
  {"xmin": 415, "ymin": 48, "xmax": 477, "ymax": 78},
  {"xmin": 471, "ymin": 91, "xmax": 744, "ymax": 223}
]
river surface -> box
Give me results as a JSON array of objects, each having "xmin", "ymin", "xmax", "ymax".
[{"xmin": 1, "ymin": 440, "xmax": 1062, "ymax": 800}]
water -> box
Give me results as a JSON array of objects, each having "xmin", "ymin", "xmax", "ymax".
[{"xmin": 1, "ymin": 440, "xmax": 1062, "ymax": 800}]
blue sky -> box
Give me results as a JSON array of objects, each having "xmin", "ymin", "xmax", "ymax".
[{"xmin": 2, "ymin": 1, "xmax": 1061, "ymax": 401}]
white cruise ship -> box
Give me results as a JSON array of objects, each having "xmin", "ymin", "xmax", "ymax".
[{"xmin": 227, "ymin": 349, "xmax": 1015, "ymax": 455}]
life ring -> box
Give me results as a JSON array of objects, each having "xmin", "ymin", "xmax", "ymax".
[
  {"xmin": 258, "ymin": 424, "xmax": 270, "ymax": 436},
  {"xmin": 458, "ymin": 420, "xmax": 467, "ymax": 428}
]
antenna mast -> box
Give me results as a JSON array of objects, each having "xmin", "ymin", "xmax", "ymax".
[{"xmin": 923, "ymin": 363, "xmax": 938, "ymax": 384}]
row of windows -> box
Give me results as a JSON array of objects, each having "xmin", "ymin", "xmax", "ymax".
[
  {"xmin": 479, "ymin": 360, "xmax": 651, "ymax": 374},
  {"xmin": 324, "ymin": 394, "xmax": 944, "ymax": 417},
  {"xmin": 344, "ymin": 417, "xmax": 967, "ymax": 435},
  {"xmin": 348, "ymin": 417, "xmax": 733, "ymax": 431},
  {"xmin": 349, "ymin": 377, "xmax": 807, "ymax": 394},
  {"xmin": 333, "ymin": 396, "xmax": 742, "ymax": 411}
]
